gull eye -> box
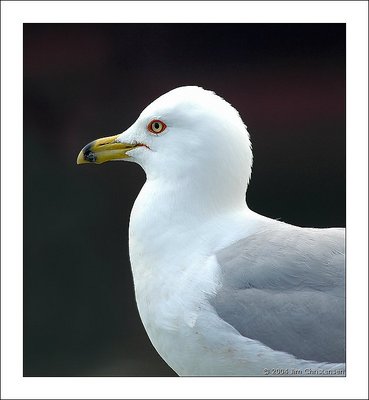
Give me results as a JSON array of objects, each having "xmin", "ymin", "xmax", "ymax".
[{"xmin": 148, "ymin": 120, "xmax": 167, "ymax": 134}]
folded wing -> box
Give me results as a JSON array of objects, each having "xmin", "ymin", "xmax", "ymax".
[{"xmin": 211, "ymin": 223, "xmax": 345, "ymax": 363}]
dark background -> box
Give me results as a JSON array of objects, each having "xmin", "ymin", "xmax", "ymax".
[{"xmin": 24, "ymin": 24, "xmax": 345, "ymax": 376}]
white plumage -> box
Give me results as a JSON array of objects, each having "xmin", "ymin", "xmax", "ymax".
[{"xmin": 78, "ymin": 86, "xmax": 345, "ymax": 376}]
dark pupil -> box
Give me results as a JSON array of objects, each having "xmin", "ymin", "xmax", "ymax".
[{"xmin": 154, "ymin": 122, "xmax": 160, "ymax": 130}]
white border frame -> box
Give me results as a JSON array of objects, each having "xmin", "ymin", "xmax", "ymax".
[{"xmin": 1, "ymin": 1, "xmax": 368, "ymax": 399}]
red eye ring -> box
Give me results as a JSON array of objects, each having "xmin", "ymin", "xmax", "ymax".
[{"xmin": 148, "ymin": 119, "xmax": 167, "ymax": 134}]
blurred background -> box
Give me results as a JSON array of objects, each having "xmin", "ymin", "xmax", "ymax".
[{"xmin": 24, "ymin": 23, "xmax": 345, "ymax": 376}]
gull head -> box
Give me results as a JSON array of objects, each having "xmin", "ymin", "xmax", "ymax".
[{"xmin": 77, "ymin": 86, "xmax": 253, "ymax": 204}]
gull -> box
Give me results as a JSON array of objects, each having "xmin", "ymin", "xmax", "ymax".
[{"xmin": 77, "ymin": 86, "xmax": 345, "ymax": 376}]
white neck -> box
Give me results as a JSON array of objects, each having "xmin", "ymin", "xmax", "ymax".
[
  {"xmin": 130, "ymin": 174, "xmax": 246, "ymax": 235},
  {"xmin": 128, "ymin": 175, "xmax": 264, "ymax": 281}
]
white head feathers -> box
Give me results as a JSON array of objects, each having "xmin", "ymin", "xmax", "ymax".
[{"xmin": 119, "ymin": 86, "xmax": 253, "ymax": 211}]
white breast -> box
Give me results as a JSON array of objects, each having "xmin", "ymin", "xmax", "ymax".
[{"xmin": 126, "ymin": 179, "xmax": 270, "ymax": 375}]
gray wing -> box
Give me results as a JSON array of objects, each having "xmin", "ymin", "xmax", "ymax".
[{"xmin": 211, "ymin": 222, "xmax": 345, "ymax": 363}]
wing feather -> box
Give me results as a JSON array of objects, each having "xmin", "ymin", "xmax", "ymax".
[{"xmin": 211, "ymin": 223, "xmax": 345, "ymax": 363}]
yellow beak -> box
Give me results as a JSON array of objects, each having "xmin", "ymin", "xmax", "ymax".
[{"xmin": 76, "ymin": 134, "xmax": 138, "ymax": 165}]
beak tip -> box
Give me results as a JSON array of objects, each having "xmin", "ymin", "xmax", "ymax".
[{"xmin": 76, "ymin": 150, "xmax": 87, "ymax": 165}]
